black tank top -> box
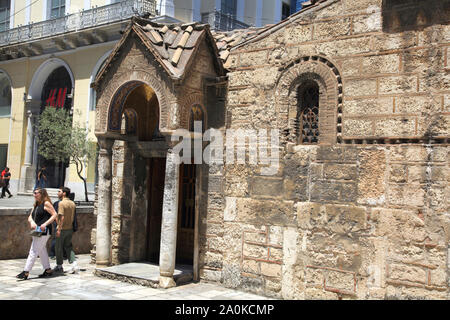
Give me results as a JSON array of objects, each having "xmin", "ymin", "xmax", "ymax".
[{"xmin": 32, "ymin": 203, "xmax": 52, "ymax": 235}]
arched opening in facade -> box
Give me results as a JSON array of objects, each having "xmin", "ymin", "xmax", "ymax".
[
  {"xmin": 37, "ymin": 66, "xmax": 73, "ymax": 188},
  {"xmin": 0, "ymin": 70, "xmax": 11, "ymax": 170}
]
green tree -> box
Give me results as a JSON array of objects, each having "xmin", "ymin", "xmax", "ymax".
[{"xmin": 37, "ymin": 107, "xmax": 97, "ymax": 201}]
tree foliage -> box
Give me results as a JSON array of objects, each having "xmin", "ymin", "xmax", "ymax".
[{"xmin": 37, "ymin": 107, "xmax": 97, "ymax": 201}]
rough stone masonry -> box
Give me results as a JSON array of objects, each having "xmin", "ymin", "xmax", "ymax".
[{"xmin": 91, "ymin": 0, "xmax": 449, "ymax": 299}]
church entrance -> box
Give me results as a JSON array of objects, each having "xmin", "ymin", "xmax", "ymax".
[{"xmin": 145, "ymin": 157, "xmax": 166, "ymax": 263}]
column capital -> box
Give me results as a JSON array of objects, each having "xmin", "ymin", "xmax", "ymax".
[{"xmin": 97, "ymin": 137, "xmax": 114, "ymax": 152}]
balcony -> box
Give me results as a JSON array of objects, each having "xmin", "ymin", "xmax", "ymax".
[
  {"xmin": 201, "ymin": 11, "xmax": 250, "ymax": 32},
  {"xmin": 0, "ymin": 0, "xmax": 156, "ymax": 47}
]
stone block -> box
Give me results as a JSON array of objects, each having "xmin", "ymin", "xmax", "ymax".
[
  {"xmin": 352, "ymin": 11, "xmax": 382, "ymax": 34},
  {"xmin": 372, "ymin": 32, "xmax": 418, "ymax": 52},
  {"xmin": 394, "ymin": 95, "xmax": 435, "ymax": 114},
  {"xmin": 407, "ymin": 165, "xmax": 427, "ymax": 183},
  {"xmin": 249, "ymin": 176, "xmax": 284, "ymax": 198},
  {"xmin": 361, "ymin": 54, "xmax": 399, "ymax": 74},
  {"xmin": 235, "ymin": 198, "xmax": 296, "ymax": 226},
  {"xmin": 379, "ymin": 75, "xmax": 418, "ymax": 94},
  {"xmin": 326, "ymin": 270, "xmax": 355, "ymax": 293},
  {"xmin": 243, "ymin": 243, "xmax": 268, "ymax": 259},
  {"xmin": 337, "ymin": 58, "xmax": 361, "ymax": 77},
  {"xmin": 239, "ymin": 50, "xmax": 268, "ymax": 67},
  {"xmin": 227, "ymin": 87, "xmax": 258, "ymax": 105},
  {"xmin": 388, "ymin": 263, "xmax": 427, "ymax": 284},
  {"xmin": 313, "ymin": 18, "xmax": 352, "ymax": 40},
  {"xmin": 342, "ymin": 0, "xmax": 382, "ymax": 12},
  {"xmin": 268, "ymin": 225, "xmax": 283, "ymax": 246},
  {"xmin": 283, "ymin": 24, "xmax": 312, "ymax": 45},
  {"xmin": 315, "ymin": 36, "xmax": 372, "ymax": 56},
  {"xmin": 402, "ymin": 48, "xmax": 444, "ymax": 74},
  {"xmin": 344, "ymin": 97, "xmax": 393, "ymax": 116},
  {"xmin": 316, "ymin": 146, "xmax": 358, "ymax": 162},
  {"xmin": 429, "ymin": 268, "xmax": 447, "ymax": 287},
  {"xmin": 345, "ymin": 78, "xmax": 377, "ymax": 97},
  {"xmin": 310, "ymin": 181, "xmax": 341, "ymax": 202},
  {"xmin": 242, "ymin": 259, "xmax": 259, "ymax": 274},
  {"xmin": 343, "ymin": 119, "xmax": 373, "ymax": 136},
  {"xmin": 370, "ymin": 208, "xmax": 426, "ymax": 242},
  {"xmin": 244, "ymin": 231, "xmax": 266, "ymax": 244},
  {"xmin": 389, "ymin": 164, "xmax": 407, "ymax": 183},
  {"xmin": 374, "ymin": 118, "xmax": 416, "ymax": 137},
  {"xmin": 224, "ymin": 197, "xmax": 237, "ymax": 222},
  {"xmin": 323, "ymin": 163, "xmax": 358, "ymax": 180},
  {"xmin": 260, "ymin": 262, "xmax": 281, "ymax": 278},
  {"xmin": 417, "ymin": 115, "xmax": 450, "ymax": 136},
  {"xmin": 269, "ymin": 247, "xmax": 283, "ymax": 261}
]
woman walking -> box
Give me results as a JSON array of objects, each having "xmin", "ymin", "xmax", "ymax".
[{"xmin": 16, "ymin": 188, "xmax": 57, "ymax": 280}]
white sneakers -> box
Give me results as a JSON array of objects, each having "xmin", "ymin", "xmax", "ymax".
[{"xmin": 69, "ymin": 261, "xmax": 79, "ymax": 274}]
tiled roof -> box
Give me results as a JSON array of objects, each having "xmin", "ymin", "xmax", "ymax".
[
  {"xmin": 210, "ymin": 0, "xmax": 330, "ymax": 66},
  {"xmin": 93, "ymin": 17, "xmax": 225, "ymax": 87},
  {"xmin": 93, "ymin": 0, "xmax": 330, "ymax": 86},
  {"xmin": 211, "ymin": 26, "xmax": 268, "ymax": 68}
]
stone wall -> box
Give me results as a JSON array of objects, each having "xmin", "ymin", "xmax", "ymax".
[
  {"xmin": 198, "ymin": 0, "xmax": 450, "ymax": 299},
  {"xmin": 226, "ymin": 0, "xmax": 449, "ymax": 143},
  {"xmin": 0, "ymin": 207, "xmax": 95, "ymax": 260},
  {"xmin": 199, "ymin": 144, "xmax": 449, "ymax": 299}
]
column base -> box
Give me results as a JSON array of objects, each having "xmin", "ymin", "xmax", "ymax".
[
  {"xmin": 95, "ymin": 260, "xmax": 111, "ymax": 267},
  {"xmin": 19, "ymin": 164, "xmax": 36, "ymax": 193},
  {"xmin": 159, "ymin": 276, "xmax": 176, "ymax": 288}
]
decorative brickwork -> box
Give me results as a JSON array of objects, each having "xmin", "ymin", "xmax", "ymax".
[{"xmin": 276, "ymin": 55, "xmax": 343, "ymax": 145}]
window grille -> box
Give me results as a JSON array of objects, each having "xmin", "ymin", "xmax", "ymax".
[{"xmin": 297, "ymin": 81, "xmax": 319, "ymax": 144}]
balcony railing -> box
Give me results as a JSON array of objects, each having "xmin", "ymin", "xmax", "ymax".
[
  {"xmin": 0, "ymin": 0, "xmax": 156, "ymax": 47},
  {"xmin": 201, "ymin": 11, "xmax": 250, "ymax": 31}
]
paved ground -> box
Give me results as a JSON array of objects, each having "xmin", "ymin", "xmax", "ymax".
[
  {"xmin": 0, "ymin": 193, "xmax": 37, "ymax": 209},
  {"xmin": 0, "ymin": 254, "xmax": 273, "ymax": 300}
]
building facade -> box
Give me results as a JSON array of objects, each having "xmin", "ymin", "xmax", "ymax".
[
  {"xmin": 91, "ymin": 0, "xmax": 450, "ymax": 299},
  {"xmin": 0, "ymin": 0, "xmax": 297, "ymax": 198}
]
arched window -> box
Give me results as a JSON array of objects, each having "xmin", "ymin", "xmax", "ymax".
[
  {"xmin": 0, "ymin": 71, "xmax": 11, "ymax": 117},
  {"xmin": 297, "ymin": 80, "xmax": 319, "ymax": 144}
]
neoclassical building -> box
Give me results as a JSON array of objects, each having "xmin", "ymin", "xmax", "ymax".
[
  {"xmin": 91, "ymin": 0, "xmax": 450, "ymax": 299},
  {"xmin": 0, "ymin": 0, "xmax": 300, "ymax": 198}
]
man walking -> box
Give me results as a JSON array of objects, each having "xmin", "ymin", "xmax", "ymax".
[
  {"xmin": 1, "ymin": 167, "xmax": 12, "ymax": 198},
  {"xmin": 53, "ymin": 187, "xmax": 78, "ymax": 274}
]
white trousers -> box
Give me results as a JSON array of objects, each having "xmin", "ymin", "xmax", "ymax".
[{"xmin": 24, "ymin": 234, "xmax": 51, "ymax": 272}]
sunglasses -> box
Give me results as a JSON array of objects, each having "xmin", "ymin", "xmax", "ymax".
[{"xmin": 33, "ymin": 191, "xmax": 41, "ymax": 195}]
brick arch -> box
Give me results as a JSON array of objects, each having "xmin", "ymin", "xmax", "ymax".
[
  {"xmin": 275, "ymin": 55, "xmax": 344, "ymax": 144},
  {"xmin": 95, "ymin": 69, "xmax": 171, "ymax": 134},
  {"xmin": 179, "ymin": 92, "xmax": 207, "ymax": 131}
]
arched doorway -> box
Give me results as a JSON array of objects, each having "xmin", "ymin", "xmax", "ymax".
[
  {"xmin": 37, "ymin": 66, "xmax": 73, "ymax": 188},
  {"xmin": 108, "ymin": 81, "xmax": 165, "ymax": 264}
]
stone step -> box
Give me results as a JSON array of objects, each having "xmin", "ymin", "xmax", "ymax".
[{"xmin": 95, "ymin": 263, "xmax": 194, "ymax": 288}]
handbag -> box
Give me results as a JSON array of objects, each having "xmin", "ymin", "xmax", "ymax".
[
  {"xmin": 0, "ymin": 177, "xmax": 4, "ymax": 188},
  {"xmin": 30, "ymin": 226, "xmax": 44, "ymax": 237}
]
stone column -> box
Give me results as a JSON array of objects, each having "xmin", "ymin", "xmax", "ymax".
[
  {"xmin": 24, "ymin": 111, "xmax": 34, "ymax": 166},
  {"xmin": 159, "ymin": 148, "xmax": 180, "ymax": 288},
  {"xmin": 19, "ymin": 108, "xmax": 39, "ymax": 193},
  {"xmin": 95, "ymin": 138, "xmax": 114, "ymax": 266}
]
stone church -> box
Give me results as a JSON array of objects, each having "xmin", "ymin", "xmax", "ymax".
[{"xmin": 91, "ymin": 0, "xmax": 449, "ymax": 299}]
